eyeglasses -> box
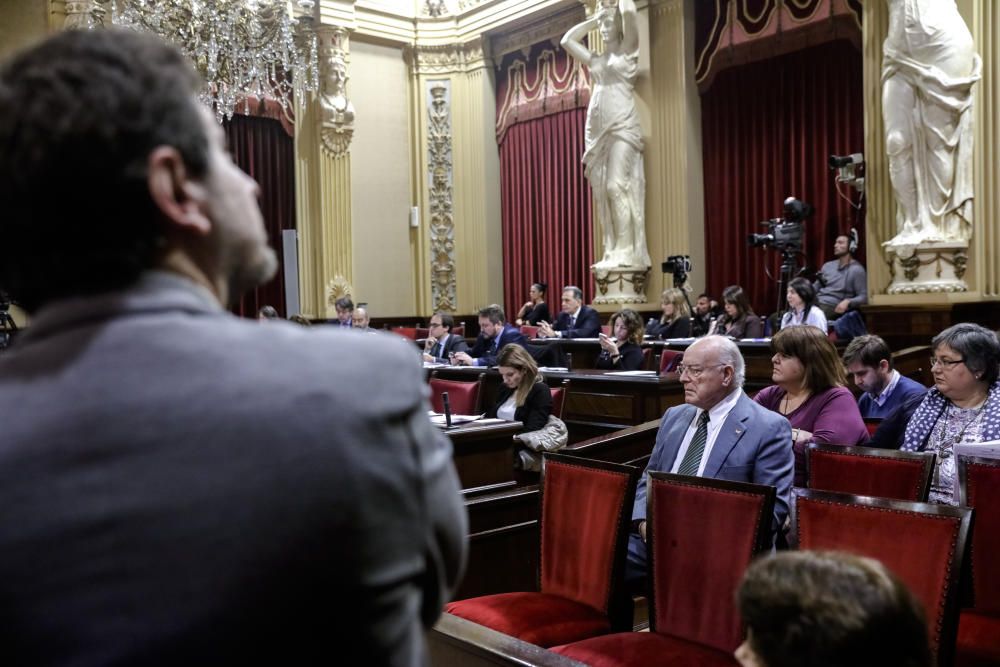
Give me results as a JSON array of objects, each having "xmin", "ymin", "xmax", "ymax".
[
  {"xmin": 677, "ymin": 363, "xmax": 726, "ymax": 378},
  {"xmin": 429, "ymin": 322, "xmax": 443, "ymax": 328},
  {"xmin": 929, "ymin": 357, "xmax": 965, "ymax": 369}
]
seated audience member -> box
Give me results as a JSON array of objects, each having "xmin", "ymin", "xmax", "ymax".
[
  {"xmin": 515, "ymin": 282, "xmax": 550, "ymax": 326},
  {"xmin": 597, "ymin": 308, "xmax": 646, "ymax": 370},
  {"xmin": 257, "ymin": 305, "xmax": 279, "ymax": 320},
  {"xmin": 736, "ymin": 551, "xmax": 931, "ymax": 667},
  {"xmin": 842, "ymin": 334, "xmax": 927, "ymax": 419},
  {"xmin": 288, "ymin": 314, "xmax": 311, "ymax": 326},
  {"xmin": 902, "ymin": 323, "xmax": 1000, "ymax": 505},
  {"xmin": 755, "ymin": 326, "xmax": 868, "ymax": 486},
  {"xmin": 691, "ymin": 292, "xmax": 721, "ymax": 337},
  {"xmin": 537, "ymin": 285, "xmax": 601, "ymax": 339},
  {"xmin": 333, "ymin": 296, "xmax": 353, "ymax": 328},
  {"xmin": 423, "ymin": 312, "xmax": 469, "ymax": 363},
  {"xmin": 351, "ymin": 305, "xmax": 372, "ymax": 332},
  {"xmin": 0, "ymin": 29, "xmax": 465, "ymax": 663},
  {"xmin": 646, "ymin": 288, "xmax": 692, "ymax": 339},
  {"xmin": 627, "ymin": 336, "xmax": 793, "ymax": 591},
  {"xmin": 779, "ymin": 277, "xmax": 827, "ymax": 332},
  {"xmin": 453, "ymin": 304, "xmax": 527, "ymax": 367},
  {"xmin": 713, "ymin": 285, "xmax": 764, "ymax": 339}
]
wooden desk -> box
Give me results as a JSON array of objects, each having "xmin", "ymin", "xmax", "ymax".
[{"xmin": 445, "ymin": 420, "xmax": 522, "ymax": 494}]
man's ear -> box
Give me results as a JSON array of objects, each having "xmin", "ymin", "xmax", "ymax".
[
  {"xmin": 147, "ymin": 146, "xmax": 211, "ymax": 235},
  {"xmin": 879, "ymin": 359, "xmax": 891, "ymax": 374}
]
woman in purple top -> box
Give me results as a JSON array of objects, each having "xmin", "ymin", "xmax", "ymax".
[{"xmin": 754, "ymin": 326, "xmax": 868, "ymax": 486}]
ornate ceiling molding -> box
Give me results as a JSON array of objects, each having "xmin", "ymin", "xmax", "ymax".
[
  {"xmin": 488, "ymin": 4, "xmax": 585, "ymax": 62},
  {"xmin": 406, "ymin": 38, "xmax": 489, "ymax": 75}
]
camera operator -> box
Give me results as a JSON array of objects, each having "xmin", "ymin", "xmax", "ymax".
[{"xmin": 814, "ymin": 233, "xmax": 867, "ymax": 320}]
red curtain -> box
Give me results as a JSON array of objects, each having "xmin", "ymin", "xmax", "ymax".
[
  {"xmin": 701, "ymin": 39, "xmax": 864, "ymax": 315},
  {"xmin": 222, "ymin": 113, "xmax": 296, "ymax": 318},
  {"xmin": 500, "ymin": 108, "xmax": 594, "ymax": 321}
]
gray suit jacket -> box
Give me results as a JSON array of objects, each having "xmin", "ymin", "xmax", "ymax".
[
  {"xmin": 427, "ymin": 332, "xmax": 469, "ymax": 364},
  {"xmin": 633, "ymin": 392, "xmax": 793, "ymax": 535},
  {"xmin": 0, "ymin": 272, "xmax": 466, "ymax": 666}
]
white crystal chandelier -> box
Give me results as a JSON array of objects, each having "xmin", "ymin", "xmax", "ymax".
[{"xmin": 111, "ymin": 0, "xmax": 320, "ymax": 120}]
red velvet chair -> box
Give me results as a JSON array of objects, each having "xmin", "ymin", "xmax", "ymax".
[
  {"xmin": 790, "ymin": 488, "xmax": 973, "ymax": 667},
  {"xmin": 806, "ymin": 443, "xmax": 935, "ymax": 501},
  {"xmin": 956, "ymin": 455, "xmax": 1000, "ymax": 666},
  {"xmin": 549, "ymin": 380, "xmax": 570, "ymax": 420},
  {"xmin": 639, "ymin": 348, "xmax": 652, "ymax": 370},
  {"xmin": 452, "ymin": 322, "xmax": 465, "ymax": 337},
  {"xmin": 520, "ymin": 325, "xmax": 539, "ymax": 339},
  {"xmin": 391, "ymin": 326, "xmax": 418, "ymax": 340},
  {"xmin": 429, "ymin": 374, "xmax": 484, "ymax": 415},
  {"xmin": 659, "ymin": 349, "xmax": 683, "ymax": 374},
  {"xmin": 552, "ymin": 474, "xmax": 776, "ymax": 666},
  {"xmin": 445, "ymin": 453, "xmax": 640, "ymax": 647}
]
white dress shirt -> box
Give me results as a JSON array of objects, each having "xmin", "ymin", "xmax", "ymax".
[{"xmin": 670, "ymin": 388, "xmax": 743, "ymax": 476}]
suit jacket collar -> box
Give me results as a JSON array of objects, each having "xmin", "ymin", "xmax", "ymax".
[{"xmin": 702, "ymin": 391, "xmax": 752, "ymax": 477}]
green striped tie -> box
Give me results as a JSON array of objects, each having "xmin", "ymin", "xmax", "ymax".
[{"xmin": 677, "ymin": 411, "xmax": 710, "ymax": 476}]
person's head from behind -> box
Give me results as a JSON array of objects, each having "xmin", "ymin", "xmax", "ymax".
[
  {"xmin": 736, "ymin": 551, "xmax": 930, "ymax": 667},
  {"xmin": 842, "ymin": 334, "xmax": 895, "ymax": 397},
  {"xmin": 769, "ymin": 325, "xmax": 846, "ymax": 393},
  {"xmin": 785, "ymin": 277, "xmax": 816, "ymax": 313},
  {"xmin": 334, "ymin": 296, "xmax": 354, "ymax": 324},
  {"xmin": 610, "ymin": 308, "xmax": 644, "ymax": 345},
  {"xmin": 478, "ymin": 304, "xmax": 506, "ymax": 339},
  {"xmin": 0, "ymin": 29, "xmax": 277, "ymax": 313},
  {"xmin": 660, "ymin": 288, "xmax": 691, "ymax": 321},
  {"xmin": 722, "ymin": 285, "xmax": 753, "ymax": 320},
  {"xmin": 257, "ymin": 305, "xmax": 279, "ymax": 321},
  {"xmin": 352, "ymin": 306, "xmax": 370, "ymax": 329},
  {"xmin": 679, "ymin": 336, "xmax": 744, "ymax": 409},
  {"xmin": 497, "ymin": 343, "xmax": 539, "ymax": 405}
]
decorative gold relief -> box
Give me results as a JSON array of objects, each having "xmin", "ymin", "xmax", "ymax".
[
  {"xmin": 407, "ymin": 41, "xmax": 488, "ymax": 75},
  {"xmin": 64, "ymin": 0, "xmax": 106, "ymax": 29},
  {"xmin": 318, "ymin": 26, "xmax": 355, "ymax": 158},
  {"xmin": 427, "ymin": 81, "xmax": 457, "ymax": 312},
  {"xmin": 325, "ymin": 275, "xmax": 354, "ymax": 318}
]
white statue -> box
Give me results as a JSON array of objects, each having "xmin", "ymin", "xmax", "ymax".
[
  {"xmin": 882, "ymin": 0, "xmax": 980, "ymax": 246},
  {"xmin": 562, "ymin": 0, "xmax": 650, "ymax": 270},
  {"xmin": 320, "ymin": 53, "xmax": 355, "ymax": 129}
]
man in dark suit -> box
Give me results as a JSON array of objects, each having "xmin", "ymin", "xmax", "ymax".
[
  {"xmin": 627, "ymin": 336, "xmax": 793, "ymax": 590},
  {"xmin": 537, "ymin": 285, "xmax": 602, "ymax": 339},
  {"xmin": 453, "ymin": 304, "xmax": 527, "ymax": 367},
  {"xmin": 423, "ymin": 311, "xmax": 469, "ymax": 363},
  {"xmin": 0, "ymin": 30, "xmax": 465, "ymax": 665}
]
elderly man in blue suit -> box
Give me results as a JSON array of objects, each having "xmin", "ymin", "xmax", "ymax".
[{"xmin": 627, "ymin": 335, "xmax": 793, "ymax": 589}]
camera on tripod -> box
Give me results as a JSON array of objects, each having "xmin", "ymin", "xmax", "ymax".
[
  {"xmin": 747, "ymin": 197, "xmax": 813, "ymax": 253},
  {"xmin": 661, "ymin": 255, "xmax": 691, "ymax": 286}
]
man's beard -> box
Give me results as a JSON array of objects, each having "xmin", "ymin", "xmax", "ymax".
[{"xmin": 226, "ymin": 245, "xmax": 279, "ymax": 305}]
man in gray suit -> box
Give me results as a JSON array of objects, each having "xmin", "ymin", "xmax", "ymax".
[
  {"xmin": 0, "ymin": 30, "xmax": 465, "ymax": 665},
  {"xmin": 423, "ymin": 312, "xmax": 469, "ymax": 363},
  {"xmin": 627, "ymin": 336, "xmax": 793, "ymax": 589}
]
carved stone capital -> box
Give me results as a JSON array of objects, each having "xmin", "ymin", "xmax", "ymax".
[
  {"xmin": 406, "ymin": 39, "xmax": 490, "ymax": 75},
  {"xmin": 317, "ymin": 26, "xmax": 355, "ymax": 157}
]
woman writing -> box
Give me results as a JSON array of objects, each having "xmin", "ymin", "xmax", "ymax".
[
  {"xmin": 597, "ymin": 308, "xmax": 645, "ymax": 370},
  {"xmin": 780, "ymin": 277, "xmax": 827, "ymax": 332},
  {"xmin": 754, "ymin": 326, "xmax": 868, "ymax": 486},
  {"xmin": 713, "ymin": 285, "xmax": 764, "ymax": 339},
  {"xmin": 515, "ymin": 282, "xmax": 550, "ymax": 326},
  {"xmin": 902, "ymin": 323, "xmax": 1000, "ymax": 505},
  {"xmin": 646, "ymin": 288, "xmax": 691, "ymax": 339},
  {"xmin": 489, "ymin": 344, "xmax": 553, "ymax": 432}
]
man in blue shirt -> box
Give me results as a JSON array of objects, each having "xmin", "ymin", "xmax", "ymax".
[
  {"xmin": 453, "ymin": 304, "xmax": 527, "ymax": 367},
  {"xmin": 843, "ymin": 335, "xmax": 927, "ymax": 419}
]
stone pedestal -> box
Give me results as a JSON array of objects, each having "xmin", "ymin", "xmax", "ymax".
[
  {"xmin": 884, "ymin": 241, "xmax": 969, "ymax": 294},
  {"xmin": 592, "ymin": 267, "xmax": 650, "ymax": 305}
]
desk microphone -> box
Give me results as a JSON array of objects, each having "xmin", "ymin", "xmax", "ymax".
[{"xmin": 442, "ymin": 391, "xmax": 453, "ymax": 428}]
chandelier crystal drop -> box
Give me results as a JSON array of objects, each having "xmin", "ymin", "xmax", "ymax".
[{"xmin": 111, "ymin": 0, "xmax": 319, "ymax": 121}]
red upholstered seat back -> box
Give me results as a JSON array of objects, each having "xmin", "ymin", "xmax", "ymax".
[
  {"xmin": 540, "ymin": 456, "xmax": 637, "ymax": 616},
  {"xmin": 659, "ymin": 350, "xmax": 683, "ymax": 374},
  {"xmin": 792, "ymin": 489, "xmax": 972, "ymax": 664},
  {"xmin": 647, "ymin": 474, "xmax": 775, "ymax": 653},
  {"xmin": 391, "ymin": 326, "xmax": 418, "ymax": 340},
  {"xmin": 549, "ymin": 382, "xmax": 569, "ymax": 420},
  {"xmin": 640, "ymin": 348, "xmax": 652, "ymax": 370},
  {"xmin": 416, "ymin": 327, "xmax": 430, "ymax": 339},
  {"xmin": 452, "ymin": 324, "xmax": 465, "ymax": 337},
  {"xmin": 520, "ymin": 325, "xmax": 539, "ymax": 339},
  {"xmin": 959, "ymin": 456, "xmax": 1000, "ymax": 615},
  {"xmin": 806, "ymin": 444, "xmax": 934, "ymax": 501},
  {"xmin": 429, "ymin": 377, "xmax": 483, "ymax": 415}
]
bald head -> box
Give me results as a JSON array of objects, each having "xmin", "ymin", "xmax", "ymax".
[{"xmin": 680, "ymin": 336, "xmax": 745, "ymax": 409}]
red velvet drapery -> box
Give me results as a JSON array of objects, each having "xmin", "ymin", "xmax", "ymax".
[
  {"xmin": 500, "ymin": 109, "xmax": 594, "ymax": 321},
  {"xmin": 700, "ymin": 40, "xmax": 864, "ymax": 315},
  {"xmin": 222, "ymin": 113, "xmax": 296, "ymax": 318}
]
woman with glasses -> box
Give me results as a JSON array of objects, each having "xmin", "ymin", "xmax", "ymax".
[
  {"xmin": 754, "ymin": 325, "xmax": 868, "ymax": 486},
  {"xmin": 902, "ymin": 323, "xmax": 1000, "ymax": 504},
  {"xmin": 597, "ymin": 308, "xmax": 645, "ymax": 370},
  {"xmin": 514, "ymin": 282, "xmax": 550, "ymax": 326}
]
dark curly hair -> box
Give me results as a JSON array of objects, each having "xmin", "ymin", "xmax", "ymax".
[{"xmin": 0, "ymin": 29, "xmax": 209, "ymax": 311}]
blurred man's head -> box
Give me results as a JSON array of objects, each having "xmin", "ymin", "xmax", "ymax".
[
  {"xmin": 0, "ymin": 29, "xmax": 276, "ymax": 312},
  {"xmin": 351, "ymin": 306, "xmax": 370, "ymax": 329}
]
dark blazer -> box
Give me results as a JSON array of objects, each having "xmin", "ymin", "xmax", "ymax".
[
  {"xmin": 554, "ymin": 305, "xmax": 602, "ymax": 339},
  {"xmin": 521, "ymin": 302, "xmax": 551, "ymax": 326},
  {"xmin": 646, "ymin": 317, "xmax": 691, "ymax": 340},
  {"xmin": 489, "ymin": 381, "xmax": 553, "ymax": 432},
  {"xmin": 426, "ymin": 332, "xmax": 469, "ymax": 363},
  {"xmin": 718, "ymin": 313, "xmax": 764, "ymax": 339},
  {"xmin": 468, "ymin": 324, "xmax": 528, "ymax": 367},
  {"xmin": 595, "ymin": 342, "xmax": 645, "ymax": 371}
]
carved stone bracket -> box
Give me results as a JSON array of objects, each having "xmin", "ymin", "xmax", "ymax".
[
  {"xmin": 318, "ymin": 26, "xmax": 355, "ymax": 158},
  {"xmin": 64, "ymin": 0, "xmax": 107, "ymax": 29},
  {"xmin": 427, "ymin": 81, "xmax": 457, "ymax": 312},
  {"xmin": 885, "ymin": 242, "xmax": 969, "ymax": 294},
  {"xmin": 592, "ymin": 267, "xmax": 650, "ymax": 304},
  {"xmin": 407, "ymin": 40, "xmax": 488, "ymax": 75}
]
